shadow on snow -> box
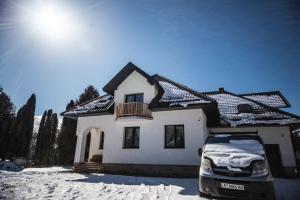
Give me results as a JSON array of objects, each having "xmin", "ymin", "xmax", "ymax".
[{"xmin": 67, "ymin": 173, "xmax": 199, "ymax": 196}]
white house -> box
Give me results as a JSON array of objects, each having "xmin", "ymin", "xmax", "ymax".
[{"xmin": 61, "ymin": 62, "xmax": 300, "ymax": 177}]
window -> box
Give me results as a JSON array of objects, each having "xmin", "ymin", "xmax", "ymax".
[
  {"xmin": 125, "ymin": 93, "xmax": 144, "ymax": 103},
  {"xmin": 165, "ymin": 125, "xmax": 184, "ymax": 148},
  {"xmin": 99, "ymin": 131, "xmax": 104, "ymax": 149},
  {"xmin": 124, "ymin": 127, "xmax": 140, "ymax": 148}
]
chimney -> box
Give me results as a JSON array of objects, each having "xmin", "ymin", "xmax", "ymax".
[{"xmin": 219, "ymin": 87, "xmax": 225, "ymax": 92}]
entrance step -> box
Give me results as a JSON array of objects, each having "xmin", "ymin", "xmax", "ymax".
[{"xmin": 74, "ymin": 162, "xmax": 103, "ymax": 173}]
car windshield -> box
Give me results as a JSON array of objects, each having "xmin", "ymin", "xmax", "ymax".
[{"xmin": 206, "ymin": 135, "xmax": 263, "ymax": 145}]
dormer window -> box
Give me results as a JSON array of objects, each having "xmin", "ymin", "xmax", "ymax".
[
  {"xmin": 237, "ymin": 104, "xmax": 252, "ymax": 113},
  {"xmin": 125, "ymin": 93, "xmax": 144, "ymax": 103}
]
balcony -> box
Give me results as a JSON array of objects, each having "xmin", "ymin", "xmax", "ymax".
[{"xmin": 116, "ymin": 102, "xmax": 152, "ymax": 119}]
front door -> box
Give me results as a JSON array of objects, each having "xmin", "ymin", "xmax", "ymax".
[
  {"xmin": 265, "ymin": 144, "xmax": 284, "ymax": 177},
  {"xmin": 84, "ymin": 132, "xmax": 91, "ymax": 162}
]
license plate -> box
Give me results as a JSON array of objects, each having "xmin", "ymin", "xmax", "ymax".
[{"xmin": 220, "ymin": 183, "xmax": 245, "ymax": 191}]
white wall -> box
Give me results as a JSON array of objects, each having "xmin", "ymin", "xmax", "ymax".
[
  {"xmin": 114, "ymin": 71, "xmax": 156, "ymax": 105},
  {"xmin": 88, "ymin": 128, "xmax": 103, "ymax": 160},
  {"xmin": 209, "ymin": 127, "xmax": 296, "ymax": 167},
  {"xmin": 75, "ymin": 109, "xmax": 207, "ymax": 166}
]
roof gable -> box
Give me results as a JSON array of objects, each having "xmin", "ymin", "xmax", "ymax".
[
  {"xmin": 103, "ymin": 62, "xmax": 156, "ymax": 95},
  {"xmin": 202, "ymin": 90, "xmax": 300, "ymax": 127},
  {"xmin": 240, "ymin": 91, "xmax": 290, "ymax": 108},
  {"xmin": 152, "ymin": 74, "xmax": 215, "ymax": 105}
]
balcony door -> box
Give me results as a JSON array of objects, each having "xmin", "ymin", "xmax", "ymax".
[{"xmin": 125, "ymin": 93, "xmax": 144, "ymax": 103}]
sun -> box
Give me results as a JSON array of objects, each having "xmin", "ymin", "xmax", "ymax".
[{"xmin": 23, "ymin": 1, "xmax": 82, "ymax": 45}]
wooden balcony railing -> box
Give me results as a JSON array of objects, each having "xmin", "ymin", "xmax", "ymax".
[{"xmin": 116, "ymin": 102, "xmax": 152, "ymax": 119}]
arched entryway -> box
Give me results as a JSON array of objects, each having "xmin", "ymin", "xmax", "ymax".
[{"xmin": 74, "ymin": 127, "xmax": 104, "ymax": 163}]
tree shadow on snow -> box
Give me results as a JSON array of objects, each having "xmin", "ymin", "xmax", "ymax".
[{"xmin": 67, "ymin": 173, "xmax": 199, "ymax": 196}]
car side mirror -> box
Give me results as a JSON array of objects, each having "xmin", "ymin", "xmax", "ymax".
[{"xmin": 198, "ymin": 148, "xmax": 203, "ymax": 156}]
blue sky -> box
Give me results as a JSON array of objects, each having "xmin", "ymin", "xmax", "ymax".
[{"xmin": 0, "ymin": 0, "xmax": 300, "ymax": 116}]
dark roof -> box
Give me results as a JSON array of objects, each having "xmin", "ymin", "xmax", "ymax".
[
  {"xmin": 61, "ymin": 63, "xmax": 219, "ymax": 125},
  {"xmin": 61, "ymin": 94, "xmax": 114, "ymax": 117},
  {"xmin": 152, "ymin": 74, "xmax": 216, "ymax": 107},
  {"xmin": 201, "ymin": 90, "xmax": 300, "ymax": 127},
  {"xmin": 151, "ymin": 75, "xmax": 220, "ymax": 126},
  {"xmin": 103, "ymin": 62, "xmax": 156, "ymax": 95},
  {"xmin": 61, "ymin": 62, "xmax": 300, "ymax": 127},
  {"xmin": 240, "ymin": 91, "xmax": 290, "ymax": 108}
]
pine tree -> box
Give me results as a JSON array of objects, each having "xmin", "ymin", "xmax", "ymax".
[
  {"xmin": 76, "ymin": 85, "xmax": 99, "ymax": 104},
  {"xmin": 57, "ymin": 85, "xmax": 100, "ymax": 165},
  {"xmin": 8, "ymin": 94, "xmax": 36, "ymax": 158},
  {"xmin": 0, "ymin": 87, "xmax": 15, "ymax": 159},
  {"xmin": 0, "ymin": 87, "xmax": 15, "ymax": 120},
  {"xmin": 34, "ymin": 110, "xmax": 59, "ymax": 165},
  {"xmin": 35, "ymin": 111, "xmax": 47, "ymax": 163},
  {"xmin": 57, "ymin": 100, "xmax": 77, "ymax": 164}
]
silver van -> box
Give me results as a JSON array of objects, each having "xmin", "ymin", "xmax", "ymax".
[{"xmin": 199, "ymin": 134, "xmax": 276, "ymax": 199}]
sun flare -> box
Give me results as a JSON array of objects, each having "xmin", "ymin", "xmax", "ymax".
[{"xmin": 23, "ymin": 2, "xmax": 82, "ymax": 45}]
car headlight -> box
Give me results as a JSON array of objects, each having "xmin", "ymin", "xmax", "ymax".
[
  {"xmin": 252, "ymin": 160, "xmax": 268, "ymax": 177},
  {"xmin": 201, "ymin": 158, "xmax": 212, "ymax": 172}
]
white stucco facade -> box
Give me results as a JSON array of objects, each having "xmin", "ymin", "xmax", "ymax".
[
  {"xmin": 114, "ymin": 71, "xmax": 157, "ymax": 105},
  {"xmin": 74, "ymin": 109, "xmax": 207, "ymax": 165},
  {"xmin": 74, "ymin": 71, "xmax": 207, "ymax": 166},
  {"xmin": 72, "ymin": 68, "xmax": 296, "ymax": 171}
]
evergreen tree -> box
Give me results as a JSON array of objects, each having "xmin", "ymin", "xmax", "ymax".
[
  {"xmin": 0, "ymin": 87, "xmax": 15, "ymax": 159},
  {"xmin": 35, "ymin": 111, "xmax": 47, "ymax": 162},
  {"xmin": 0, "ymin": 87, "xmax": 15, "ymax": 119},
  {"xmin": 57, "ymin": 100, "xmax": 77, "ymax": 164},
  {"xmin": 42, "ymin": 109, "xmax": 53, "ymax": 165},
  {"xmin": 76, "ymin": 85, "xmax": 99, "ymax": 104},
  {"xmin": 51, "ymin": 113, "xmax": 59, "ymax": 164},
  {"xmin": 34, "ymin": 110, "xmax": 59, "ymax": 165},
  {"xmin": 57, "ymin": 85, "xmax": 100, "ymax": 164},
  {"xmin": 8, "ymin": 94, "xmax": 36, "ymax": 158}
]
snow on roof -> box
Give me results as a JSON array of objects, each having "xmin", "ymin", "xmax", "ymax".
[
  {"xmin": 241, "ymin": 92, "xmax": 289, "ymax": 108},
  {"xmin": 204, "ymin": 91, "xmax": 300, "ymax": 127},
  {"xmin": 152, "ymin": 74, "xmax": 213, "ymax": 108},
  {"xmin": 60, "ymin": 65, "xmax": 300, "ymax": 127},
  {"xmin": 62, "ymin": 94, "xmax": 113, "ymax": 116},
  {"xmin": 62, "ymin": 76, "xmax": 213, "ymax": 117},
  {"xmin": 158, "ymin": 80, "xmax": 211, "ymax": 106}
]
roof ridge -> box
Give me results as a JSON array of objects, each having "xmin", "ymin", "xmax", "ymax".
[
  {"xmin": 153, "ymin": 74, "xmax": 216, "ymax": 103},
  {"xmin": 239, "ymin": 90, "xmax": 281, "ymax": 96}
]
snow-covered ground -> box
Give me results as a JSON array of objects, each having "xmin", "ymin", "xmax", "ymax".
[{"xmin": 1, "ymin": 167, "xmax": 300, "ymax": 200}]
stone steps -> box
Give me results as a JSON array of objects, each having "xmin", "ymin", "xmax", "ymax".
[{"xmin": 74, "ymin": 162, "xmax": 103, "ymax": 173}]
